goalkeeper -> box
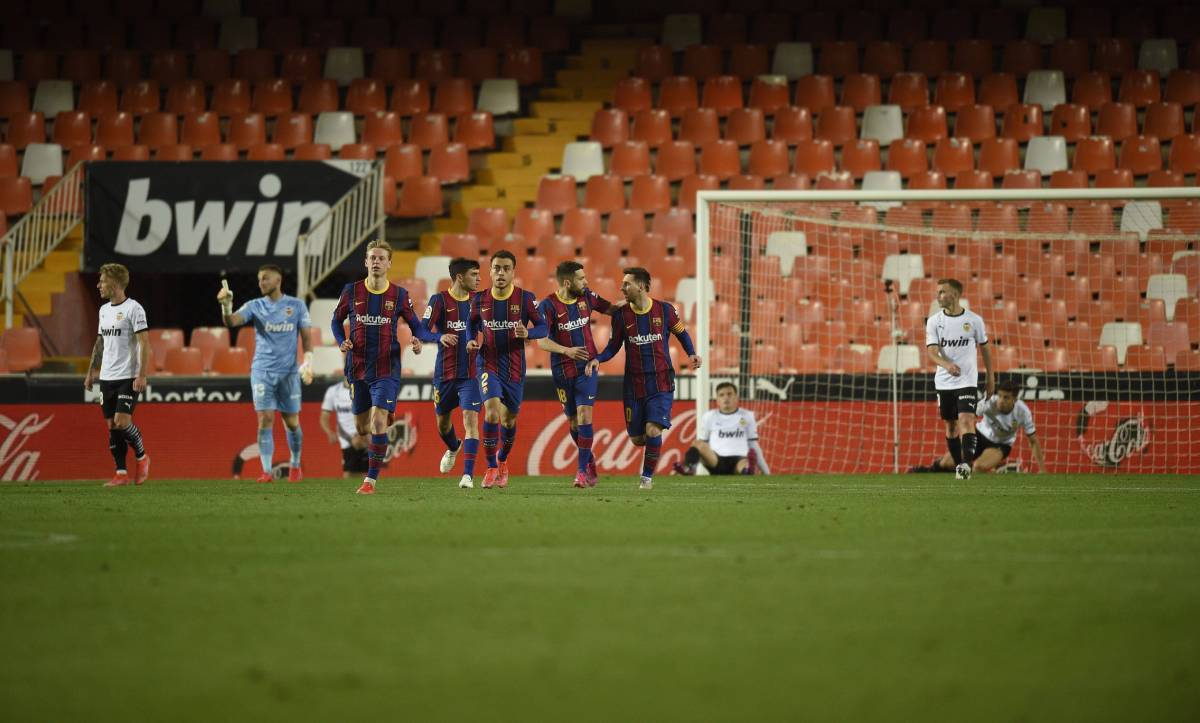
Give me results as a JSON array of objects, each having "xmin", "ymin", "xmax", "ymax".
[{"xmin": 217, "ymin": 265, "xmax": 314, "ymax": 483}]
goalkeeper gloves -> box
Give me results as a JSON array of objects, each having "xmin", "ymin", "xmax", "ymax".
[{"xmin": 299, "ymin": 351, "xmax": 314, "ymax": 385}]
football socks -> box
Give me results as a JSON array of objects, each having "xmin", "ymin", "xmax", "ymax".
[{"xmin": 285, "ymin": 426, "xmax": 302, "ymax": 467}]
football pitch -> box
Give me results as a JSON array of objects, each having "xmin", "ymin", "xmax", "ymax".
[{"xmin": 1, "ymin": 475, "xmax": 1197, "ymax": 722}]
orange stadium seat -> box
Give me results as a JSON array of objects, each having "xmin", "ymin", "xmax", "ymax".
[
  {"xmin": 911, "ymin": 40, "xmax": 950, "ymax": 77},
  {"xmin": 408, "ymin": 113, "xmax": 449, "ymax": 149},
  {"xmin": 467, "ymin": 207, "xmax": 510, "ymax": 243},
  {"xmin": 1144, "ymin": 102, "xmax": 1186, "ymax": 141},
  {"xmin": 953, "ymin": 104, "xmax": 996, "ymax": 143},
  {"xmin": 345, "ymin": 79, "xmax": 388, "ymax": 116},
  {"xmin": 389, "ymin": 79, "xmax": 430, "ymax": 116},
  {"xmin": 63, "ymin": 49, "xmax": 102, "ymax": 84},
  {"xmin": 434, "ymin": 78, "xmax": 475, "ymax": 116},
  {"xmin": 772, "ymin": 106, "xmax": 813, "ymax": 144},
  {"xmin": 211, "ymin": 347, "xmax": 251, "ymax": 375},
  {"xmin": 1120, "ymin": 136, "xmax": 1164, "ymax": 175},
  {"xmin": 794, "ymin": 139, "xmax": 836, "ymax": 177},
  {"xmin": 818, "ymin": 41, "xmax": 859, "ymax": 78},
  {"xmin": 453, "ymin": 111, "xmax": 494, "ymax": 151},
  {"xmin": 590, "ymin": 108, "xmax": 628, "ymax": 148},
  {"xmin": 678, "ymin": 174, "xmax": 721, "ymax": 210},
  {"xmin": 5, "ymin": 112, "xmax": 46, "ymax": 150},
  {"xmin": 613, "ymin": 77, "xmax": 653, "ymax": 115},
  {"xmin": 678, "ymin": 108, "xmax": 720, "ymax": 146},
  {"xmin": 162, "ymin": 347, "xmax": 204, "ymax": 375},
  {"xmin": 1165, "ymin": 70, "xmax": 1200, "ymax": 107},
  {"xmin": 428, "ymin": 143, "xmax": 469, "ymax": 184},
  {"xmin": 1049, "ymin": 103, "xmax": 1091, "ymax": 142},
  {"xmin": 978, "ymin": 137, "xmax": 1020, "ymax": 177},
  {"xmin": 517, "ymin": 210, "xmax": 557, "ymax": 246},
  {"xmin": 814, "ymin": 106, "xmax": 857, "ymax": 146},
  {"xmin": 978, "ymin": 73, "xmax": 1019, "ymax": 110},
  {"xmin": 582, "ymin": 174, "xmax": 625, "ymax": 214},
  {"xmin": 1074, "ymin": 136, "xmax": 1116, "ymax": 174},
  {"xmin": 228, "ymin": 113, "xmax": 267, "ymax": 150},
  {"xmin": 2, "ymin": 328, "xmax": 43, "ymax": 372},
  {"xmin": 610, "ymin": 140, "xmax": 651, "ymax": 179},
  {"xmin": 116, "ymin": 144, "xmax": 152, "ymax": 160},
  {"xmin": 361, "ymin": 111, "xmax": 403, "ymax": 149},
  {"xmin": 165, "ymin": 80, "xmax": 207, "ymax": 115},
  {"xmin": 630, "ymin": 109, "xmax": 672, "ymax": 148},
  {"xmin": 52, "ymin": 111, "xmax": 92, "ymax": 148},
  {"xmin": 1072, "ymin": 72, "xmax": 1113, "ymax": 110},
  {"xmin": 931, "ymin": 137, "xmax": 974, "ymax": 178},
  {"xmin": 747, "ymin": 140, "xmax": 789, "ymax": 179},
  {"xmin": 440, "ymin": 233, "xmax": 480, "ymax": 258},
  {"xmin": 841, "ymin": 139, "xmax": 881, "ymax": 179},
  {"xmin": 659, "ymin": 76, "xmax": 699, "ymax": 117},
  {"xmin": 725, "ymin": 107, "xmax": 765, "ymax": 146},
  {"xmin": 394, "ymin": 176, "xmax": 444, "ymax": 218},
  {"xmin": 76, "ymin": 81, "xmax": 117, "ymax": 116},
  {"xmin": 699, "ymin": 140, "xmax": 741, "ymax": 181},
  {"xmin": 887, "ymin": 72, "xmax": 929, "ymax": 112},
  {"xmin": 748, "ymin": 77, "xmax": 789, "ymax": 115},
  {"xmin": 702, "ymin": 75, "xmax": 744, "ymax": 116},
  {"xmin": 794, "ymin": 75, "xmax": 837, "ymax": 112},
  {"xmin": 535, "ymin": 175, "xmax": 577, "ymax": 215},
  {"xmin": 907, "ymin": 105, "xmax": 948, "ymax": 143},
  {"xmin": 864, "ymin": 41, "xmax": 904, "ymax": 80},
  {"xmin": 1119, "ymin": 70, "xmax": 1161, "ymax": 107},
  {"xmin": 887, "ymin": 138, "xmax": 928, "ymax": 177},
  {"xmin": 607, "ymin": 209, "xmax": 646, "ymax": 243},
  {"xmin": 656, "ymin": 140, "xmax": 698, "ymax": 181},
  {"xmin": 934, "ymin": 72, "xmax": 975, "ymax": 112},
  {"xmin": 1000, "ymin": 104, "xmax": 1043, "ymax": 142},
  {"xmin": 1096, "ymin": 102, "xmax": 1138, "ymax": 141},
  {"xmin": 841, "ymin": 73, "xmax": 882, "ymax": 111}
]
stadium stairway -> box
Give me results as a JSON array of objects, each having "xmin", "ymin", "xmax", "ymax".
[
  {"xmin": 418, "ymin": 39, "xmax": 643, "ymax": 259},
  {"xmin": 0, "ymin": 226, "xmax": 82, "ymax": 331}
]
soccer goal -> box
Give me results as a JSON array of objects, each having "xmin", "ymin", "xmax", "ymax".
[{"xmin": 694, "ymin": 188, "xmax": 1200, "ymax": 475}]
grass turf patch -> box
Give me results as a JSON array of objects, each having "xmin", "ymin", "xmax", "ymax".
[{"xmin": 1, "ymin": 474, "xmax": 1198, "ymax": 722}]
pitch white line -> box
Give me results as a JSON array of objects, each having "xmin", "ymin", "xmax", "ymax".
[{"xmin": 0, "ymin": 529, "xmax": 79, "ymax": 549}]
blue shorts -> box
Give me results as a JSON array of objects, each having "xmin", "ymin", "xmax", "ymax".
[
  {"xmin": 433, "ymin": 377, "xmax": 483, "ymax": 416},
  {"xmin": 251, "ymin": 370, "xmax": 301, "ymax": 414},
  {"xmin": 554, "ymin": 369, "xmax": 599, "ymax": 419},
  {"xmin": 350, "ymin": 377, "xmax": 400, "ymax": 415},
  {"xmin": 480, "ymin": 370, "xmax": 523, "ymax": 414},
  {"xmin": 624, "ymin": 390, "xmax": 673, "ymax": 436}
]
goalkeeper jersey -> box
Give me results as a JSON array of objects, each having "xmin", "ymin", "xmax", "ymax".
[{"xmin": 235, "ymin": 294, "xmax": 310, "ymax": 375}]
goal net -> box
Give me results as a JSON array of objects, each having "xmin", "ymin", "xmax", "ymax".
[{"xmin": 694, "ymin": 189, "xmax": 1200, "ymax": 475}]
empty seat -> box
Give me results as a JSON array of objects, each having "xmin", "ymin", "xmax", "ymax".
[
  {"xmin": 610, "ymin": 140, "xmax": 651, "ymax": 179},
  {"xmin": 629, "ymin": 175, "xmax": 671, "ymax": 213},
  {"xmin": 613, "ymin": 77, "xmax": 652, "ymax": 114},
  {"xmin": 1050, "ymin": 169, "xmax": 1088, "ymax": 189},
  {"xmin": 324, "ymin": 46, "xmax": 365, "ymax": 86},
  {"xmin": 725, "ymin": 107, "xmax": 765, "ymax": 146},
  {"xmin": 582, "ymin": 174, "xmax": 625, "ymax": 213},
  {"xmin": 395, "ymin": 177, "xmax": 446, "ymax": 218},
  {"xmin": 907, "ymin": 105, "xmax": 948, "ymax": 143},
  {"xmin": 1146, "ymin": 274, "xmax": 1189, "ymax": 320},
  {"xmin": 678, "ymin": 108, "xmax": 719, "ymax": 146},
  {"xmin": 51, "ymin": 110, "xmax": 91, "ymax": 148},
  {"xmin": 1120, "ymin": 136, "xmax": 1163, "ymax": 175},
  {"xmin": 793, "ymin": 139, "xmax": 836, "ymax": 177},
  {"xmin": 910, "ymin": 40, "xmax": 949, "ymax": 77},
  {"xmin": 1143, "ymin": 102, "xmax": 1185, "ymax": 141},
  {"xmin": 1119, "ymin": 70, "xmax": 1161, "ymax": 107},
  {"xmin": 428, "ymin": 143, "xmax": 469, "ymax": 184},
  {"xmin": 1023, "ymin": 70, "xmax": 1066, "ymax": 110},
  {"xmin": 116, "ymin": 144, "xmax": 152, "ymax": 160},
  {"xmin": 1050, "ymin": 38, "xmax": 1091, "ymax": 78},
  {"xmin": 1025, "ymin": 7, "xmax": 1067, "ymax": 45},
  {"xmin": 978, "ymin": 73, "xmax": 1019, "ymax": 110},
  {"xmin": 20, "ymin": 143, "xmax": 63, "ymax": 185},
  {"xmin": 360, "ymin": 111, "xmax": 403, "ymax": 149},
  {"xmin": 860, "ymin": 105, "xmax": 902, "ymax": 146},
  {"xmin": 954, "ymin": 104, "xmax": 996, "ymax": 143},
  {"xmin": 841, "ymin": 139, "xmax": 881, "ymax": 179},
  {"xmin": 702, "ymin": 76, "xmax": 744, "ymax": 116},
  {"xmin": 794, "ymin": 74, "xmax": 836, "ymax": 112},
  {"xmin": 247, "ymin": 142, "xmax": 284, "ymax": 160},
  {"xmin": 312, "ymin": 111, "xmax": 356, "ymax": 151},
  {"xmin": 1099, "ymin": 322, "xmax": 1143, "ymax": 364},
  {"xmin": 228, "ymin": 112, "xmax": 266, "ymax": 150},
  {"xmin": 181, "ymin": 112, "xmax": 222, "ymax": 148},
  {"xmin": 1001, "ymin": 104, "xmax": 1044, "ymax": 142},
  {"xmin": 934, "ymin": 72, "xmax": 975, "ymax": 112},
  {"xmin": 1049, "ymin": 103, "xmax": 1091, "ymax": 142},
  {"xmin": 252, "ymin": 78, "xmax": 292, "ymax": 115},
  {"xmin": 748, "ymin": 76, "xmax": 789, "ymax": 115},
  {"xmin": 773, "ymin": 42, "xmax": 813, "ymax": 80},
  {"xmin": 662, "ymin": 14, "xmax": 702, "ymax": 53},
  {"xmin": 631, "ymin": 109, "xmax": 672, "ymax": 148},
  {"xmin": 659, "ymin": 76, "xmax": 698, "ymax": 117},
  {"xmin": 887, "ymin": 72, "xmax": 929, "ymax": 112},
  {"xmin": 1096, "ymin": 102, "xmax": 1138, "ymax": 142},
  {"xmin": 1168, "ymin": 134, "xmax": 1200, "ymax": 174},
  {"xmin": 772, "ymin": 106, "xmax": 812, "ymax": 145},
  {"xmin": 535, "ymin": 175, "xmax": 577, "ymax": 215},
  {"xmin": 0, "ymin": 177, "xmax": 33, "ymax": 215},
  {"xmin": 561, "ymin": 141, "xmax": 604, "ymax": 182},
  {"xmin": 876, "ymin": 344, "xmax": 922, "ymax": 373},
  {"xmin": 1074, "ymin": 136, "xmax": 1116, "ymax": 174},
  {"xmin": 819, "ymin": 41, "xmax": 859, "ymax": 78},
  {"xmin": 698, "ymin": 140, "xmax": 740, "ymax": 181},
  {"xmin": 841, "ymin": 73, "xmax": 881, "ymax": 111},
  {"xmin": 1120, "ymin": 201, "xmax": 1164, "ymax": 240},
  {"xmin": 932, "ymin": 137, "xmax": 973, "ymax": 178},
  {"xmin": 218, "ymin": 17, "xmax": 258, "ymax": 53},
  {"xmin": 747, "ymin": 140, "xmax": 789, "ymax": 179},
  {"xmin": 590, "ymin": 108, "xmax": 628, "ymax": 148},
  {"xmin": 1140, "ymin": 39, "xmax": 1179, "ymax": 77},
  {"xmin": 32, "ymin": 80, "xmax": 74, "ymax": 117},
  {"xmin": 211, "ymin": 78, "xmax": 252, "ymax": 115},
  {"xmin": 656, "ymin": 140, "xmax": 698, "ymax": 181},
  {"xmin": 881, "ymin": 254, "xmax": 924, "ymax": 295},
  {"xmin": 344, "ymin": 78, "xmax": 388, "ymax": 115},
  {"xmin": 408, "ymin": 113, "xmax": 449, "ymax": 150},
  {"xmin": 383, "ymin": 144, "xmax": 422, "ymax": 180},
  {"xmin": 1165, "ymin": 70, "xmax": 1200, "ymax": 108},
  {"xmin": 886, "ymin": 138, "xmax": 928, "ymax": 178}
]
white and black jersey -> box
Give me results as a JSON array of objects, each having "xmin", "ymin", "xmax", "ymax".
[
  {"xmin": 975, "ymin": 395, "xmax": 1036, "ymax": 446},
  {"xmin": 321, "ymin": 382, "xmax": 357, "ymax": 450},
  {"xmin": 98, "ymin": 298, "xmax": 148, "ymax": 381},
  {"xmin": 698, "ymin": 407, "xmax": 758, "ymax": 458},
  {"xmin": 925, "ymin": 308, "xmax": 988, "ymax": 390}
]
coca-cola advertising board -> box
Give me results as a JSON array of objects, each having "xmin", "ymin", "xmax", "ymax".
[{"xmin": 4, "ymin": 374, "xmax": 1197, "ymax": 480}]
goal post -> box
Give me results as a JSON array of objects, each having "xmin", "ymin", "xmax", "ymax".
[{"xmin": 694, "ymin": 188, "xmax": 1200, "ymax": 475}]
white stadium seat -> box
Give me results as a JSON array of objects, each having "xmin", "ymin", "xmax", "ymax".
[
  {"xmin": 20, "ymin": 143, "xmax": 63, "ymax": 185},
  {"xmin": 881, "ymin": 253, "xmax": 924, "ymax": 295},
  {"xmin": 765, "ymin": 231, "xmax": 807, "ymax": 276},
  {"xmin": 1099, "ymin": 322, "xmax": 1144, "ymax": 365},
  {"xmin": 1023, "ymin": 70, "xmax": 1066, "ymax": 110},
  {"xmin": 1025, "ymin": 7, "xmax": 1066, "ymax": 45},
  {"xmin": 324, "ymin": 47, "xmax": 366, "ymax": 87},
  {"xmin": 311, "ymin": 346, "xmax": 344, "ymax": 377},
  {"xmin": 1120, "ymin": 201, "xmax": 1163, "ymax": 240},
  {"xmin": 861, "ymin": 105, "xmax": 903, "ymax": 147},
  {"xmin": 314, "ymin": 111, "xmax": 357, "ymax": 150},
  {"xmin": 876, "ymin": 344, "xmax": 922, "ymax": 373},
  {"xmin": 772, "ymin": 43, "xmax": 814, "ymax": 80},
  {"xmin": 477, "ymin": 79, "xmax": 520, "ymax": 116},
  {"xmin": 1138, "ymin": 39, "xmax": 1178, "ymax": 76},
  {"xmin": 308, "ymin": 298, "xmax": 340, "ymax": 346},
  {"xmin": 413, "ymin": 255, "xmax": 451, "ymax": 297},
  {"xmin": 32, "ymin": 80, "xmax": 74, "ymax": 116},
  {"xmin": 402, "ymin": 344, "xmax": 435, "ymax": 377},
  {"xmin": 1025, "ymin": 136, "xmax": 1068, "ymax": 175},
  {"xmin": 561, "ymin": 141, "xmax": 605, "ymax": 182},
  {"xmin": 1146, "ymin": 274, "xmax": 1190, "ymax": 321}
]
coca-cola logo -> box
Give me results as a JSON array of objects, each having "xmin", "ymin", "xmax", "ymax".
[
  {"xmin": 527, "ymin": 410, "xmax": 699, "ymax": 476},
  {"xmin": 0, "ymin": 413, "xmax": 54, "ymax": 481},
  {"xmin": 1076, "ymin": 402, "xmax": 1150, "ymax": 468}
]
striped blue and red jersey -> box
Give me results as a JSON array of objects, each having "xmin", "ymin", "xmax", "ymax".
[
  {"xmin": 470, "ymin": 285, "xmax": 548, "ymax": 382},
  {"xmin": 538, "ymin": 288, "xmax": 613, "ymax": 380},
  {"xmin": 597, "ymin": 298, "xmax": 695, "ymax": 397},
  {"xmin": 330, "ymin": 280, "xmax": 436, "ymax": 382},
  {"xmin": 423, "ymin": 289, "xmax": 476, "ymax": 382}
]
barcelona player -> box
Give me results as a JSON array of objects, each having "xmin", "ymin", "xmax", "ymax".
[
  {"xmin": 591, "ymin": 267, "xmax": 701, "ymax": 490},
  {"xmin": 331, "ymin": 239, "xmax": 442, "ymax": 495},
  {"xmin": 423, "ymin": 257, "xmax": 483, "ymax": 489},
  {"xmin": 536, "ymin": 260, "xmax": 621, "ymax": 488},
  {"xmin": 465, "ymin": 250, "xmax": 548, "ymax": 489}
]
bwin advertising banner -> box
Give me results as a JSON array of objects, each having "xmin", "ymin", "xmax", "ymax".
[{"xmin": 85, "ymin": 160, "xmax": 372, "ymax": 273}]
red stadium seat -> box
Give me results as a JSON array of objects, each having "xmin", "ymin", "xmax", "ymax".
[
  {"xmin": 1000, "ymin": 104, "xmax": 1043, "ymax": 142},
  {"xmin": 590, "ymin": 108, "xmax": 628, "ymax": 148},
  {"xmin": 725, "ymin": 108, "xmax": 766, "ymax": 146},
  {"xmin": 1050, "ymin": 169, "xmax": 1088, "ymax": 189},
  {"xmin": 841, "ymin": 139, "xmax": 881, "ymax": 179},
  {"xmin": 698, "ymin": 140, "xmax": 741, "ymax": 181},
  {"xmin": 1074, "ymin": 136, "xmax": 1116, "ymax": 174},
  {"xmin": 116, "ymin": 144, "xmax": 153, "ymax": 161},
  {"xmin": 748, "ymin": 77, "xmax": 789, "ymax": 115},
  {"xmin": 1119, "ymin": 70, "xmax": 1161, "ymax": 107},
  {"xmin": 818, "ymin": 41, "xmax": 859, "ymax": 78},
  {"xmin": 613, "ymin": 77, "xmax": 653, "ymax": 114},
  {"xmin": 1072, "ymin": 72, "xmax": 1113, "ymax": 110},
  {"xmin": 0, "ymin": 177, "xmax": 33, "ymax": 216},
  {"xmin": 887, "ymin": 72, "xmax": 929, "ymax": 112},
  {"xmin": 906, "ymin": 105, "xmax": 948, "ymax": 143},
  {"xmin": 954, "ymin": 104, "xmax": 996, "ymax": 143},
  {"xmin": 514, "ymin": 209, "xmax": 556, "ymax": 245},
  {"xmin": 211, "ymin": 79, "xmax": 252, "ymax": 115},
  {"xmin": 582, "ymin": 174, "xmax": 625, "ymax": 214},
  {"xmin": 701, "ymin": 76, "xmax": 744, "ymax": 116},
  {"xmin": 655, "ymin": 141, "xmax": 698, "ymax": 181},
  {"xmin": 978, "ymin": 137, "xmax": 1020, "ymax": 177},
  {"xmin": 162, "ymin": 347, "xmax": 204, "ymax": 375},
  {"xmin": 659, "ymin": 76, "xmax": 699, "ymax": 117},
  {"xmin": 1168, "ymin": 135, "xmax": 1200, "ymax": 174},
  {"xmin": 887, "ymin": 138, "xmax": 928, "ymax": 177},
  {"xmin": 934, "ymin": 72, "xmax": 975, "ymax": 112},
  {"xmin": 747, "ymin": 140, "xmax": 789, "ymax": 179},
  {"xmin": 253, "ymin": 78, "xmax": 293, "ymax": 116},
  {"xmin": 677, "ymin": 174, "xmax": 720, "ymax": 212},
  {"xmin": 678, "ymin": 107, "xmax": 720, "ymax": 146},
  {"xmin": 227, "ymin": 113, "xmax": 267, "ymax": 151},
  {"xmin": 1119, "ymin": 136, "xmax": 1163, "ymax": 175},
  {"xmin": 1096, "ymin": 102, "xmax": 1139, "ymax": 142},
  {"xmin": 535, "ymin": 175, "xmax": 577, "ymax": 215},
  {"xmin": 793, "ymin": 139, "xmax": 836, "ymax": 177},
  {"xmin": 814, "ymin": 106, "xmax": 857, "ymax": 146},
  {"xmin": 978, "ymin": 73, "xmax": 1019, "ymax": 110},
  {"xmin": 1049, "ymin": 103, "xmax": 1091, "ymax": 142},
  {"xmin": 247, "ymin": 143, "xmax": 285, "ymax": 160},
  {"xmin": 361, "ymin": 111, "xmax": 404, "ymax": 149},
  {"xmin": 1049, "ymin": 38, "xmax": 1091, "ymax": 78},
  {"xmin": 408, "ymin": 113, "xmax": 449, "ymax": 150},
  {"xmin": 631, "ymin": 109, "xmax": 672, "ymax": 148},
  {"xmin": 794, "ymin": 75, "xmax": 836, "ymax": 112},
  {"xmin": 910, "ymin": 40, "xmax": 949, "ymax": 77},
  {"xmin": 383, "ymin": 144, "xmax": 422, "ymax": 180},
  {"xmin": 428, "ymin": 143, "xmax": 470, "ymax": 184},
  {"xmin": 772, "ymin": 106, "xmax": 813, "ymax": 144},
  {"xmin": 932, "ymin": 137, "xmax": 974, "ymax": 178},
  {"xmin": 609, "ymin": 140, "xmax": 651, "ymax": 179},
  {"xmin": 1143, "ymin": 102, "xmax": 1186, "ymax": 141},
  {"xmin": 394, "ymin": 176, "xmax": 444, "ymax": 217},
  {"xmin": 563, "ymin": 211, "xmax": 603, "ymax": 244},
  {"xmin": 841, "ymin": 73, "xmax": 882, "ymax": 112},
  {"xmin": 389, "ymin": 80, "xmax": 431, "ymax": 117}
]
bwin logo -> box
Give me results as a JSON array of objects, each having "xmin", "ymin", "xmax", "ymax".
[
  {"xmin": 115, "ymin": 175, "xmax": 332, "ymax": 257},
  {"xmin": 940, "ymin": 338, "xmax": 971, "ymax": 348}
]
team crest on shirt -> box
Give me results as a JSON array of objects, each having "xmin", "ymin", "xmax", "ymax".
[
  {"xmin": 577, "ymin": 301, "xmax": 587, "ymax": 313},
  {"xmin": 652, "ymin": 316, "xmax": 663, "ymax": 328},
  {"xmin": 284, "ymin": 307, "xmax": 293, "ymax": 316},
  {"xmin": 510, "ymin": 304, "xmax": 520, "ymax": 315},
  {"xmin": 384, "ymin": 300, "xmax": 395, "ymax": 311},
  {"xmin": 115, "ymin": 312, "xmax": 124, "ymax": 321}
]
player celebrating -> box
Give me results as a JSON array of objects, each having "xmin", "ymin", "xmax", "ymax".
[
  {"xmin": 466, "ymin": 250, "xmax": 548, "ymax": 489},
  {"xmin": 673, "ymin": 382, "xmax": 770, "ymax": 476},
  {"xmin": 331, "ymin": 239, "xmax": 441, "ymax": 495},
  {"xmin": 536, "ymin": 260, "xmax": 623, "ymax": 488},
  {"xmin": 590, "ymin": 267, "xmax": 701, "ymax": 490},
  {"xmin": 84, "ymin": 263, "xmax": 151, "ymax": 486},
  {"xmin": 217, "ymin": 264, "xmax": 313, "ymax": 483},
  {"xmin": 424, "ymin": 257, "xmax": 484, "ymax": 489},
  {"xmin": 910, "ymin": 379, "xmax": 1045, "ymax": 474},
  {"xmin": 925, "ymin": 278, "xmax": 994, "ymax": 480}
]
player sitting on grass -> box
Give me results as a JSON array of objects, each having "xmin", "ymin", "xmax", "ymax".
[
  {"xmin": 537, "ymin": 260, "xmax": 622, "ymax": 489},
  {"xmin": 218, "ymin": 265, "xmax": 314, "ymax": 483},
  {"xmin": 673, "ymin": 382, "xmax": 769, "ymax": 476},
  {"xmin": 909, "ymin": 378, "xmax": 1045, "ymax": 474},
  {"xmin": 590, "ymin": 267, "xmax": 701, "ymax": 490},
  {"xmin": 424, "ymin": 257, "xmax": 484, "ymax": 490},
  {"xmin": 465, "ymin": 251, "xmax": 548, "ymax": 489},
  {"xmin": 331, "ymin": 240, "xmax": 441, "ymax": 495},
  {"xmin": 84, "ymin": 263, "xmax": 151, "ymax": 487}
]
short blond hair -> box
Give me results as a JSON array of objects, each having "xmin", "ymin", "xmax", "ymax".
[
  {"xmin": 366, "ymin": 239, "xmax": 393, "ymax": 259},
  {"xmin": 98, "ymin": 263, "xmax": 130, "ymax": 288}
]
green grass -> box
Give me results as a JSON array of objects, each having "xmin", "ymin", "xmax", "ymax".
[{"xmin": 1, "ymin": 475, "xmax": 1198, "ymax": 722}]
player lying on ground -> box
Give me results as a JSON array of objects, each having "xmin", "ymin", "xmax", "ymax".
[
  {"xmin": 217, "ymin": 264, "xmax": 314, "ymax": 483},
  {"xmin": 925, "ymin": 278, "xmax": 994, "ymax": 480},
  {"xmin": 537, "ymin": 260, "xmax": 623, "ymax": 488},
  {"xmin": 909, "ymin": 378, "xmax": 1045, "ymax": 474},
  {"xmin": 673, "ymin": 381, "xmax": 770, "ymax": 476},
  {"xmin": 465, "ymin": 250, "xmax": 548, "ymax": 489},
  {"xmin": 331, "ymin": 239, "xmax": 441, "ymax": 495},
  {"xmin": 84, "ymin": 263, "xmax": 151, "ymax": 487},
  {"xmin": 591, "ymin": 267, "xmax": 701, "ymax": 490},
  {"xmin": 423, "ymin": 257, "xmax": 484, "ymax": 490}
]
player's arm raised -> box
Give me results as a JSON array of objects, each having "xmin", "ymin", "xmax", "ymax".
[
  {"xmin": 217, "ymin": 279, "xmax": 246, "ymax": 326},
  {"xmin": 83, "ymin": 335, "xmax": 103, "ymax": 391}
]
